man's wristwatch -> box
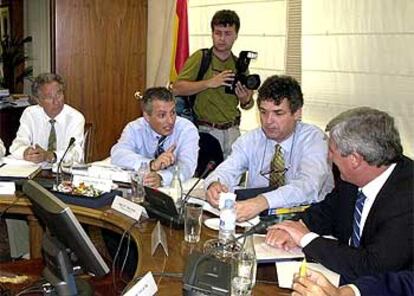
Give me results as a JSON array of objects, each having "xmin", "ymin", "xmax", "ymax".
[{"xmin": 240, "ymin": 98, "xmax": 254, "ymax": 110}]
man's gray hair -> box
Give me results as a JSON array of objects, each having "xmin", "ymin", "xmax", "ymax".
[
  {"xmin": 327, "ymin": 107, "xmax": 402, "ymax": 166},
  {"xmin": 142, "ymin": 87, "xmax": 175, "ymax": 115},
  {"xmin": 31, "ymin": 73, "xmax": 65, "ymax": 98}
]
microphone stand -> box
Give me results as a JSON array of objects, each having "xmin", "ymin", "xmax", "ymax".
[
  {"xmin": 178, "ymin": 161, "xmax": 216, "ymax": 218},
  {"xmin": 55, "ymin": 137, "xmax": 76, "ymax": 187}
]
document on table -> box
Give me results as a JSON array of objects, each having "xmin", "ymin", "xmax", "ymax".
[
  {"xmin": 0, "ymin": 163, "xmax": 41, "ymax": 179},
  {"xmin": 276, "ymin": 261, "xmax": 340, "ymax": 289},
  {"xmin": 253, "ymin": 234, "xmax": 304, "ymax": 263}
]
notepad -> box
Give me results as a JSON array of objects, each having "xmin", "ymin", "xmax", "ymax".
[
  {"xmin": 0, "ymin": 163, "xmax": 41, "ymax": 179},
  {"xmin": 276, "ymin": 261, "xmax": 340, "ymax": 289}
]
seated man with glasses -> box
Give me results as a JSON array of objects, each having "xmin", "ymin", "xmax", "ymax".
[
  {"xmin": 205, "ymin": 75, "xmax": 334, "ymax": 221},
  {"xmin": 10, "ymin": 73, "xmax": 85, "ymax": 164}
]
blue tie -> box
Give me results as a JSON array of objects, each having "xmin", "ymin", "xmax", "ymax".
[
  {"xmin": 154, "ymin": 135, "xmax": 167, "ymax": 158},
  {"xmin": 350, "ymin": 191, "xmax": 367, "ymax": 247}
]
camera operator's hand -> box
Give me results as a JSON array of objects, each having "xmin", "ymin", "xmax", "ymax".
[
  {"xmin": 235, "ymin": 81, "xmax": 254, "ymax": 109},
  {"xmin": 207, "ymin": 70, "xmax": 235, "ymax": 89}
]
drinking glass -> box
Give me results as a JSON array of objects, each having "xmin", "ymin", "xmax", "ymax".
[
  {"xmin": 130, "ymin": 171, "xmax": 145, "ymax": 204},
  {"xmin": 231, "ymin": 251, "xmax": 255, "ymax": 296},
  {"xmin": 184, "ymin": 203, "xmax": 203, "ymax": 243}
]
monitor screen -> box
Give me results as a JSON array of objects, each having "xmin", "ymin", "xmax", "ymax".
[{"xmin": 23, "ymin": 180, "xmax": 110, "ymax": 278}]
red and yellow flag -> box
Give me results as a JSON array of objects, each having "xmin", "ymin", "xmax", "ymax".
[{"xmin": 170, "ymin": 0, "xmax": 189, "ymax": 82}]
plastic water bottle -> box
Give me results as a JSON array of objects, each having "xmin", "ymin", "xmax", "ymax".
[
  {"xmin": 219, "ymin": 199, "xmax": 236, "ymax": 243},
  {"xmin": 171, "ymin": 165, "xmax": 183, "ymax": 207}
]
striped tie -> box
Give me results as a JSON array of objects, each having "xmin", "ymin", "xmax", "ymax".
[
  {"xmin": 350, "ymin": 191, "xmax": 367, "ymax": 247},
  {"xmin": 269, "ymin": 144, "xmax": 285, "ymax": 187},
  {"xmin": 154, "ymin": 135, "xmax": 167, "ymax": 158},
  {"xmin": 48, "ymin": 119, "xmax": 57, "ymax": 152}
]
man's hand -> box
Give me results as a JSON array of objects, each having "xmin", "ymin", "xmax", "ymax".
[
  {"xmin": 144, "ymin": 171, "xmax": 162, "ymax": 188},
  {"xmin": 206, "ymin": 70, "xmax": 235, "ymax": 89},
  {"xmin": 265, "ymin": 228, "xmax": 298, "ymax": 251},
  {"xmin": 292, "ymin": 269, "xmax": 355, "ymax": 296},
  {"xmin": 23, "ymin": 144, "xmax": 54, "ymax": 163},
  {"xmin": 235, "ymin": 195, "xmax": 268, "ymax": 221},
  {"xmin": 272, "ymin": 220, "xmax": 310, "ymax": 246},
  {"xmin": 206, "ymin": 181, "xmax": 229, "ymax": 208},
  {"xmin": 235, "ymin": 81, "xmax": 253, "ymax": 106},
  {"xmin": 150, "ymin": 145, "xmax": 176, "ymax": 171}
]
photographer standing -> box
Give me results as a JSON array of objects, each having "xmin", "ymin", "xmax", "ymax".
[{"xmin": 173, "ymin": 9, "xmax": 254, "ymax": 158}]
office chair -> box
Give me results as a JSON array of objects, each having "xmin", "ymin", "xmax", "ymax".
[{"xmin": 195, "ymin": 132, "xmax": 224, "ymax": 178}]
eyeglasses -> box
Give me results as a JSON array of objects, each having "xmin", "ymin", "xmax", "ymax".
[
  {"xmin": 39, "ymin": 90, "xmax": 64, "ymax": 101},
  {"xmin": 259, "ymin": 166, "xmax": 290, "ymax": 181}
]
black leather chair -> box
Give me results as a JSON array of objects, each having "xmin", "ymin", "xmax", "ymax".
[{"xmin": 195, "ymin": 132, "xmax": 224, "ymax": 177}]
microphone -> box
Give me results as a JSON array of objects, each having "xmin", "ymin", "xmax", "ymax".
[
  {"xmin": 179, "ymin": 161, "xmax": 216, "ymax": 216},
  {"xmin": 230, "ymin": 218, "xmax": 277, "ymax": 244},
  {"xmin": 55, "ymin": 137, "xmax": 76, "ymax": 185}
]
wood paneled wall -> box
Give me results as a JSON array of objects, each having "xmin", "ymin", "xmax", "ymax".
[{"xmin": 51, "ymin": 0, "xmax": 147, "ymax": 161}]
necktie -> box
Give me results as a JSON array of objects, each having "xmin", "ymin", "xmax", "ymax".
[
  {"xmin": 48, "ymin": 119, "xmax": 57, "ymax": 152},
  {"xmin": 154, "ymin": 135, "xmax": 167, "ymax": 158},
  {"xmin": 350, "ymin": 191, "xmax": 367, "ymax": 247},
  {"xmin": 269, "ymin": 144, "xmax": 285, "ymax": 187}
]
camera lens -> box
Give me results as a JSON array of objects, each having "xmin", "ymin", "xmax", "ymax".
[{"xmin": 245, "ymin": 74, "xmax": 261, "ymax": 90}]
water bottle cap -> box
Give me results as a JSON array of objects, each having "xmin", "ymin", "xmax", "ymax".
[{"xmin": 224, "ymin": 199, "xmax": 234, "ymax": 208}]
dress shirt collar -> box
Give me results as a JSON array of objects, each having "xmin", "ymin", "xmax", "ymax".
[
  {"xmin": 360, "ymin": 163, "xmax": 397, "ymax": 201},
  {"xmin": 265, "ymin": 121, "xmax": 300, "ymax": 154},
  {"xmin": 143, "ymin": 117, "xmax": 171, "ymax": 141},
  {"xmin": 40, "ymin": 104, "xmax": 67, "ymax": 123}
]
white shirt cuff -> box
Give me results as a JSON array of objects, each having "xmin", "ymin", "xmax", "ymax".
[
  {"xmin": 300, "ymin": 232, "xmax": 319, "ymax": 248},
  {"xmin": 347, "ymin": 284, "xmax": 361, "ymax": 296}
]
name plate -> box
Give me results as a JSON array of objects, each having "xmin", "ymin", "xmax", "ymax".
[
  {"xmin": 123, "ymin": 272, "xmax": 158, "ymax": 296},
  {"xmin": 72, "ymin": 175, "xmax": 113, "ymax": 192},
  {"xmin": 0, "ymin": 182, "xmax": 16, "ymax": 195},
  {"xmin": 111, "ymin": 196, "xmax": 146, "ymax": 221},
  {"xmin": 151, "ymin": 221, "xmax": 168, "ymax": 256}
]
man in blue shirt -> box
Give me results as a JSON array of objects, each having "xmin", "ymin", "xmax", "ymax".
[
  {"xmin": 205, "ymin": 75, "xmax": 334, "ymax": 221},
  {"xmin": 111, "ymin": 87, "xmax": 199, "ymax": 187}
]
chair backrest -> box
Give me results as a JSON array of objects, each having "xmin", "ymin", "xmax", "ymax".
[
  {"xmin": 195, "ymin": 132, "xmax": 224, "ymax": 178},
  {"xmin": 83, "ymin": 123, "xmax": 93, "ymax": 163}
]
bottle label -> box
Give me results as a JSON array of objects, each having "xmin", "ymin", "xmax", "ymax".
[{"xmin": 220, "ymin": 209, "xmax": 236, "ymax": 231}]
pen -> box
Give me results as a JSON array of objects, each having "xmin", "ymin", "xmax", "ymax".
[{"xmin": 299, "ymin": 258, "xmax": 307, "ymax": 277}]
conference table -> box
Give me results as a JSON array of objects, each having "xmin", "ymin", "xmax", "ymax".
[{"xmin": 0, "ymin": 187, "xmax": 292, "ymax": 295}]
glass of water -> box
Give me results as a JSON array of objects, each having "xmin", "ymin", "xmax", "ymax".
[
  {"xmin": 231, "ymin": 251, "xmax": 255, "ymax": 296},
  {"xmin": 130, "ymin": 171, "xmax": 145, "ymax": 204},
  {"xmin": 184, "ymin": 203, "xmax": 203, "ymax": 243}
]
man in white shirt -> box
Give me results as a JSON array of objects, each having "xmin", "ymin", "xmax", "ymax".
[
  {"xmin": 205, "ymin": 75, "xmax": 333, "ymax": 221},
  {"xmin": 10, "ymin": 73, "xmax": 85, "ymax": 164}
]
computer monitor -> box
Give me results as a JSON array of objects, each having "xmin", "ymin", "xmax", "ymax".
[{"xmin": 23, "ymin": 180, "xmax": 110, "ymax": 295}]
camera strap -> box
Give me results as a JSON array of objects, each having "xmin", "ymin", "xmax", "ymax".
[{"xmin": 185, "ymin": 47, "xmax": 213, "ymax": 110}]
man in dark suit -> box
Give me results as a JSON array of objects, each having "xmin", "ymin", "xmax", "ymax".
[
  {"xmin": 291, "ymin": 269, "xmax": 414, "ymax": 296},
  {"xmin": 265, "ymin": 107, "xmax": 413, "ymax": 282}
]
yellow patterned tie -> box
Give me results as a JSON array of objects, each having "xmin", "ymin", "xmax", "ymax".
[
  {"xmin": 269, "ymin": 144, "xmax": 285, "ymax": 187},
  {"xmin": 48, "ymin": 119, "xmax": 57, "ymax": 152}
]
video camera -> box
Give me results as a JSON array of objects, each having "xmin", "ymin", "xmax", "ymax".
[{"xmin": 225, "ymin": 51, "xmax": 261, "ymax": 95}]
